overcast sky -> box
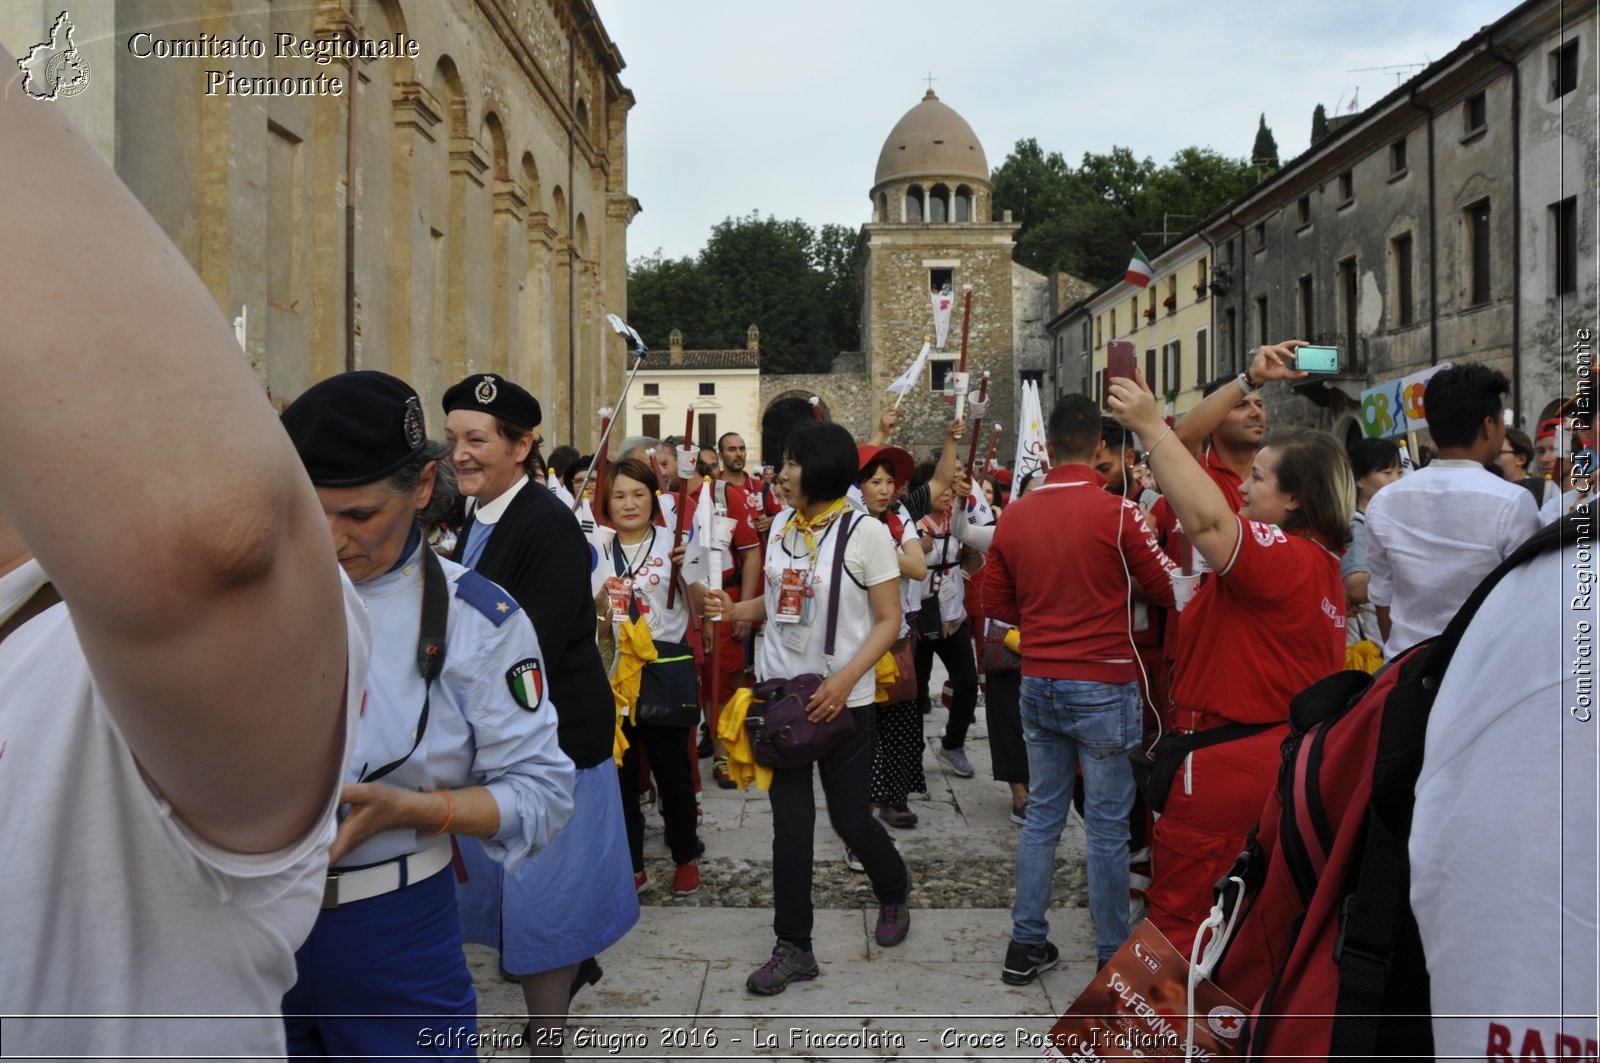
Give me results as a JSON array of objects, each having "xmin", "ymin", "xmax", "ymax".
[{"xmin": 591, "ymin": 0, "xmax": 1517, "ymax": 263}]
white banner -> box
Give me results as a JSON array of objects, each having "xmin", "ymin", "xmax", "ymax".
[
  {"xmin": 931, "ymin": 287, "xmax": 954, "ymax": 349},
  {"xmin": 681, "ymin": 477, "xmax": 715, "ymax": 588},
  {"xmin": 1011, "ymin": 381, "xmax": 1050, "ymax": 503}
]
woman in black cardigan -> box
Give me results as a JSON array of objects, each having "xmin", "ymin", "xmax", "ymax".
[{"xmin": 443, "ymin": 373, "xmax": 637, "ymax": 1058}]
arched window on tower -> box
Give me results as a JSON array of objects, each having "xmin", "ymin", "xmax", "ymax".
[
  {"xmin": 929, "ymin": 184, "xmax": 949, "ymax": 223},
  {"xmin": 905, "ymin": 186, "xmax": 924, "ymax": 223},
  {"xmin": 954, "ymin": 186, "xmax": 973, "ymax": 223},
  {"xmin": 878, "ymin": 193, "xmax": 888, "ymax": 223}
]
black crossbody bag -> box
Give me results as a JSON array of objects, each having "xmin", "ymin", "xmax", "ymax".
[{"xmin": 614, "ymin": 532, "xmax": 701, "ymax": 729}]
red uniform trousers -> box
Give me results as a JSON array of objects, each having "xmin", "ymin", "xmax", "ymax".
[{"xmin": 1147, "ymin": 723, "xmax": 1287, "ymax": 956}]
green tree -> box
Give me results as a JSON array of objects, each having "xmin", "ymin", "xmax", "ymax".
[
  {"xmin": 625, "ymin": 213, "xmax": 860, "ymax": 375},
  {"xmin": 1251, "ymin": 113, "xmax": 1280, "ymax": 171},
  {"xmin": 1311, "ymin": 103, "xmax": 1329, "ymax": 145},
  {"xmin": 992, "ymin": 141, "xmax": 1256, "ymax": 286}
]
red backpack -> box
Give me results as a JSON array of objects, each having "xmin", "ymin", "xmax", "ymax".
[{"xmin": 1207, "ymin": 512, "xmax": 1578, "ymax": 1062}]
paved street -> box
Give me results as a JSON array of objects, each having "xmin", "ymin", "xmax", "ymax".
[{"xmin": 470, "ymin": 662, "xmax": 1104, "ymax": 1060}]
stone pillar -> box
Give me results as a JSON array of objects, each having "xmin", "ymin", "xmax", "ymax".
[{"xmin": 391, "ymin": 79, "xmax": 442, "ymax": 394}]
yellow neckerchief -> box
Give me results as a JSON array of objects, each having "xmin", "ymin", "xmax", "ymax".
[
  {"xmin": 714, "ymin": 687, "xmax": 772, "ymax": 791},
  {"xmin": 608, "ymin": 615, "xmax": 657, "ymax": 764},
  {"xmin": 780, "ymin": 498, "xmax": 849, "ymax": 562}
]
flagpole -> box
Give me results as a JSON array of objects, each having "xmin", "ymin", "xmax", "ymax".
[
  {"xmin": 666, "ymin": 406, "xmax": 695, "ymax": 609},
  {"xmin": 965, "ymin": 370, "xmax": 991, "ymax": 473},
  {"xmin": 574, "ymin": 318, "xmax": 649, "ymax": 513},
  {"xmin": 591, "ymin": 407, "xmax": 613, "ymax": 526},
  {"xmin": 981, "ymin": 424, "xmax": 1002, "ymax": 481},
  {"xmin": 706, "ymin": 478, "xmax": 724, "ymax": 752}
]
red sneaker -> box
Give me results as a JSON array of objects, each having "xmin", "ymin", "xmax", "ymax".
[
  {"xmin": 633, "ymin": 870, "xmax": 649, "ymax": 895},
  {"xmin": 672, "ymin": 862, "xmax": 701, "ymax": 899}
]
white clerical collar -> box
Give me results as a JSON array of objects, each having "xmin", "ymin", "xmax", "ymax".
[
  {"xmin": 470, "ymin": 475, "xmax": 529, "ymax": 526},
  {"xmin": 0, "ymin": 558, "xmax": 49, "ymax": 628}
]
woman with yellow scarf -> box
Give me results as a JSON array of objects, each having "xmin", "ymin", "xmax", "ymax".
[{"xmin": 704, "ymin": 422, "xmax": 910, "ymax": 996}]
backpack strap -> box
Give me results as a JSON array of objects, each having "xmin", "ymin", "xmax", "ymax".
[
  {"xmin": 822, "ymin": 512, "xmax": 856, "ymax": 659},
  {"xmin": 1330, "ymin": 509, "xmax": 1582, "ymax": 1056}
]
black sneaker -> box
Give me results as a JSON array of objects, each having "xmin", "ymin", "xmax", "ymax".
[
  {"xmin": 697, "ymin": 723, "xmax": 713, "ymax": 759},
  {"xmin": 1001, "ymin": 939, "xmax": 1060, "ymax": 985}
]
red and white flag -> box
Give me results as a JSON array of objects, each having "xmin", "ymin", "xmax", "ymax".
[{"xmin": 931, "ymin": 286, "xmax": 954, "ymax": 349}]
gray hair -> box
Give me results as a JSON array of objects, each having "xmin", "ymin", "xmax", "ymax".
[
  {"xmin": 385, "ymin": 439, "xmax": 458, "ymax": 528},
  {"xmin": 617, "ymin": 435, "xmax": 659, "ymax": 463}
]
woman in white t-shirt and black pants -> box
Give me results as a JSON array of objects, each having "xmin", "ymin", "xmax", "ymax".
[{"xmin": 705, "ymin": 423, "xmax": 911, "ymax": 995}]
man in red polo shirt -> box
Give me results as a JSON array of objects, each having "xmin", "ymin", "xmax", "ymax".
[
  {"xmin": 982, "ymin": 394, "xmax": 1178, "ymax": 980},
  {"xmin": 717, "ymin": 431, "xmax": 781, "ymax": 539}
]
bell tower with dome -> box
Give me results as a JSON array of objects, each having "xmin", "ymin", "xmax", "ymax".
[{"xmin": 858, "ymin": 89, "xmax": 1040, "ymax": 464}]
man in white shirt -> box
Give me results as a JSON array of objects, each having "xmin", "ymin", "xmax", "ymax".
[{"xmin": 1366, "ymin": 363, "xmax": 1542, "ymax": 656}]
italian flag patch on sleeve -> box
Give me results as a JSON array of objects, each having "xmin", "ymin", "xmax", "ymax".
[{"xmin": 506, "ymin": 658, "xmax": 544, "ymax": 711}]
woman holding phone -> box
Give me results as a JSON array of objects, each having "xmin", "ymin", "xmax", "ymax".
[{"xmin": 1108, "ymin": 343, "xmax": 1354, "ymax": 955}]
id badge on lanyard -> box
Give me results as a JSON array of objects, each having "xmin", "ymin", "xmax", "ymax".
[
  {"xmin": 606, "ymin": 576, "xmax": 633, "ymax": 621},
  {"xmin": 774, "ymin": 566, "xmax": 810, "ymax": 624}
]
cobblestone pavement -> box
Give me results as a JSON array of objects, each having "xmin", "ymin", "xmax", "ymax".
[{"xmin": 468, "ymin": 664, "xmax": 1111, "ymax": 1060}]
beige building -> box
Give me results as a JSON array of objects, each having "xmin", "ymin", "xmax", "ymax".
[
  {"xmin": 1, "ymin": 0, "xmax": 636, "ymax": 448},
  {"xmin": 626, "ymin": 327, "xmax": 761, "ymax": 449}
]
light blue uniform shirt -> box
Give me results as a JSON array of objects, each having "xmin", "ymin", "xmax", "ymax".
[{"xmin": 340, "ymin": 535, "xmax": 574, "ymax": 871}]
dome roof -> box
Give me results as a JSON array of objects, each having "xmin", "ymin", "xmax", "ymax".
[{"xmin": 873, "ymin": 90, "xmax": 990, "ymax": 189}]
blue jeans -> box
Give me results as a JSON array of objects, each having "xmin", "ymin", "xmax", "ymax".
[{"xmin": 1012, "ymin": 676, "xmax": 1140, "ymax": 964}]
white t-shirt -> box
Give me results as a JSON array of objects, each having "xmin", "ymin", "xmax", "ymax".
[
  {"xmin": 918, "ymin": 514, "xmax": 967, "ymax": 624},
  {"xmin": 0, "ymin": 562, "xmax": 372, "ymax": 1059},
  {"xmin": 1365, "ymin": 459, "xmax": 1542, "ymax": 656},
  {"xmin": 591, "ymin": 526, "xmax": 689, "ymax": 644},
  {"xmin": 892, "ymin": 517, "xmax": 923, "ymax": 638},
  {"xmin": 756, "ymin": 508, "xmax": 900, "ymax": 707},
  {"xmin": 1410, "ymin": 545, "xmax": 1597, "ymax": 1057}
]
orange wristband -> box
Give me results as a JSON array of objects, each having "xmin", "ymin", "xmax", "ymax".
[{"xmin": 422, "ymin": 789, "xmax": 454, "ymax": 837}]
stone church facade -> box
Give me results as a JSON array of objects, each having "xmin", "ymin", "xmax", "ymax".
[{"xmin": 1, "ymin": 0, "xmax": 636, "ymax": 450}]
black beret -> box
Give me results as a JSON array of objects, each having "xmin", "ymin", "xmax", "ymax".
[
  {"xmin": 441, "ymin": 373, "xmax": 541, "ymax": 430},
  {"xmin": 281, "ymin": 371, "xmax": 428, "ymax": 487}
]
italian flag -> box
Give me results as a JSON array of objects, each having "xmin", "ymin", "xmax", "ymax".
[{"xmin": 1125, "ymin": 246, "xmax": 1155, "ymax": 288}]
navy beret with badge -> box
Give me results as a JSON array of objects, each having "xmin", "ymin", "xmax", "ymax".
[
  {"xmin": 441, "ymin": 372, "xmax": 541, "ymax": 431},
  {"xmin": 281, "ymin": 370, "xmax": 428, "ymax": 487}
]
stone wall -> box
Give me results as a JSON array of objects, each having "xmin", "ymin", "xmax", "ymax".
[{"xmin": 859, "ymin": 223, "xmax": 1022, "ymax": 463}]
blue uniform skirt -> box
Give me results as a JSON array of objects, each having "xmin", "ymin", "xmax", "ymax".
[{"xmin": 456, "ymin": 760, "xmax": 639, "ymax": 973}]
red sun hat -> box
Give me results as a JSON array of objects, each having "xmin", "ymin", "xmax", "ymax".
[
  {"xmin": 1536, "ymin": 417, "xmax": 1563, "ymax": 441},
  {"xmin": 856, "ymin": 443, "xmax": 914, "ymax": 491}
]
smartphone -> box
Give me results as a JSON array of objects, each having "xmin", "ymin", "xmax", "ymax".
[
  {"xmin": 1292, "ymin": 345, "xmax": 1339, "ymax": 373},
  {"xmin": 1107, "ymin": 340, "xmax": 1136, "ymax": 382}
]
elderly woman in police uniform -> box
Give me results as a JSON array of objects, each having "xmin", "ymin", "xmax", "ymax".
[{"xmin": 279, "ymin": 371, "xmax": 575, "ymax": 1058}]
